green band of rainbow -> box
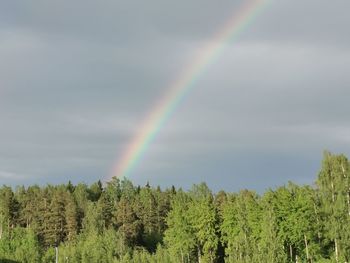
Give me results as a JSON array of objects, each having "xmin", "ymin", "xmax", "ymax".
[{"xmin": 109, "ymin": 0, "xmax": 270, "ymax": 180}]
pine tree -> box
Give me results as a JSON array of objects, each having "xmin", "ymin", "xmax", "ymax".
[
  {"xmin": 188, "ymin": 183, "xmax": 219, "ymax": 263},
  {"xmin": 16, "ymin": 186, "xmax": 37, "ymax": 229},
  {"xmin": 164, "ymin": 190, "xmax": 196, "ymax": 263},
  {"xmin": 134, "ymin": 187, "xmax": 159, "ymax": 251},
  {"xmin": 114, "ymin": 196, "xmax": 141, "ymax": 248},
  {"xmin": 89, "ymin": 180, "xmax": 103, "ymax": 202},
  {"xmin": 45, "ymin": 189, "xmax": 66, "ymax": 246},
  {"xmin": 105, "ymin": 176, "xmax": 122, "ymax": 203},
  {"xmin": 0, "ymin": 186, "xmax": 18, "ymax": 239},
  {"xmin": 73, "ymin": 183, "xmax": 90, "ymax": 231},
  {"xmin": 96, "ymin": 192, "xmax": 114, "ymax": 229},
  {"xmin": 154, "ymin": 186, "xmax": 171, "ymax": 234},
  {"xmin": 65, "ymin": 192, "xmax": 78, "ymax": 241}
]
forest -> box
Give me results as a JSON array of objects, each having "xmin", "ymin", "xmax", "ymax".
[{"xmin": 0, "ymin": 151, "xmax": 350, "ymax": 263}]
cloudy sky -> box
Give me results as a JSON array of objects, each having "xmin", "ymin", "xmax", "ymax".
[{"xmin": 1, "ymin": 0, "xmax": 350, "ymax": 191}]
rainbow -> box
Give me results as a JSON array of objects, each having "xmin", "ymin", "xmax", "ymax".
[{"xmin": 109, "ymin": 0, "xmax": 270, "ymax": 180}]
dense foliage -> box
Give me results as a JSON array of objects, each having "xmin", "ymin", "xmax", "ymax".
[{"xmin": 1, "ymin": 151, "xmax": 350, "ymax": 262}]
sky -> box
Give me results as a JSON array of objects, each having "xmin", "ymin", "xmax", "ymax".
[{"xmin": 1, "ymin": 0, "xmax": 350, "ymax": 192}]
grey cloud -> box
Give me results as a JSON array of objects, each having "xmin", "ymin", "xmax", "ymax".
[{"xmin": 0, "ymin": 0, "xmax": 349, "ymax": 191}]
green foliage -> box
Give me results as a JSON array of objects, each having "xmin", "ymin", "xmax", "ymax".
[
  {"xmin": 1, "ymin": 151, "xmax": 350, "ymax": 262},
  {"xmin": 220, "ymin": 190, "xmax": 261, "ymax": 262},
  {"xmin": 42, "ymin": 247, "xmax": 55, "ymax": 263},
  {"xmin": 317, "ymin": 151, "xmax": 350, "ymax": 262},
  {"xmin": 0, "ymin": 228, "xmax": 41, "ymax": 263},
  {"xmin": 188, "ymin": 183, "xmax": 219, "ymax": 263},
  {"xmin": 164, "ymin": 190, "xmax": 196, "ymax": 262}
]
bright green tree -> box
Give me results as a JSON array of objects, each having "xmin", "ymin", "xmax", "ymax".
[
  {"xmin": 317, "ymin": 152, "xmax": 350, "ymax": 262},
  {"xmin": 188, "ymin": 183, "xmax": 219, "ymax": 263},
  {"xmin": 164, "ymin": 190, "xmax": 196, "ymax": 263}
]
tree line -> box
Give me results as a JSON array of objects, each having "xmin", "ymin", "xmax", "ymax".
[{"xmin": 0, "ymin": 151, "xmax": 350, "ymax": 262}]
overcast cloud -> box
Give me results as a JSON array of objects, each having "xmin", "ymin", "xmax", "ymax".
[{"xmin": 1, "ymin": 0, "xmax": 350, "ymax": 191}]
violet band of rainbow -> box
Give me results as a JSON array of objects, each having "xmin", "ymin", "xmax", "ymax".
[{"xmin": 109, "ymin": 0, "xmax": 271, "ymax": 180}]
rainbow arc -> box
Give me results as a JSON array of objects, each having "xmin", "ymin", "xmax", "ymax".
[{"xmin": 108, "ymin": 0, "xmax": 270, "ymax": 180}]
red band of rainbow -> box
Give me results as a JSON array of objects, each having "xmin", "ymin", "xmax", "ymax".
[{"xmin": 109, "ymin": 0, "xmax": 271, "ymax": 180}]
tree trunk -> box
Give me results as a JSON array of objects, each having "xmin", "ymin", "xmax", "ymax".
[
  {"xmin": 348, "ymin": 188, "xmax": 350, "ymax": 216},
  {"xmin": 198, "ymin": 247, "xmax": 201, "ymax": 263},
  {"xmin": 341, "ymin": 163, "xmax": 350, "ymax": 216},
  {"xmin": 55, "ymin": 246, "xmax": 58, "ymax": 263},
  {"xmin": 304, "ymin": 234, "xmax": 310, "ymax": 262},
  {"xmin": 313, "ymin": 202, "xmax": 322, "ymax": 242},
  {"xmin": 289, "ymin": 244, "xmax": 293, "ymax": 262},
  {"xmin": 335, "ymin": 238, "xmax": 339, "ymax": 263}
]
